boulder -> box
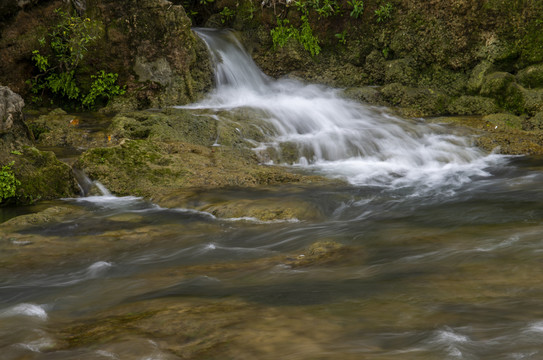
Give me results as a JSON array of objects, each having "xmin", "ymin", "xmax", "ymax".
[
  {"xmin": 516, "ymin": 63, "xmax": 543, "ymax": 89},
  {"xmin": 0, "ymin": 86, "xmax": 29, "ymax": 142}
]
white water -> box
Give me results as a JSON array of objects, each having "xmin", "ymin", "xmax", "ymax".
[{"xmin": 179, "ymin": 28, "xmax": 507, "ymax": 192}]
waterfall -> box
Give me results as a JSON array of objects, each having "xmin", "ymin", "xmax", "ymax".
[{"xmin": 180, "ymin": 28, "xmax": 506, "ymax": 192}]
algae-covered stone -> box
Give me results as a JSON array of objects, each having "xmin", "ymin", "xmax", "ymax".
[
  {"xmin": 384, "ymin": 58, "xmax": 417, "ymax": 85},
  {"xmin": 342, "ymin": 87, "xmax": 381, "ymax": 105},
  {"xmin": 527, "ymin": 112, "xmax": 543, "ymax": 131},
  {"xmin": 517, "ymin": 63, "xmax": 543, "ymax": 89},
  {"xmin": 14, "ymin": 146, "xmax": 80, "ymax": 203},
  {"xmin": 480, "ymin": 72, "xmax": 515, "ymax": 97},
  {"xmin": 467, "ymin": 61, "xmax": 494, "ymax": 93},
  {"xmin": 379, "ymin": 83, "xmax": 449, "ymax": 117},
  {"xmin": 447, "ymin": 96, "xmax": 500, "ymax": 116},
  {"xmin": 483, "ymin": 113, "xmax": 524, "ymax": 130},
  {"xmin": 520, "ymin": 87, "xmax": 543, "ymax": 115}
]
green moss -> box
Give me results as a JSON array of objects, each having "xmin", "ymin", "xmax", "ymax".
[{"xmin": 447, "ymin": 96, "xmax": 500, "ymax": 116}]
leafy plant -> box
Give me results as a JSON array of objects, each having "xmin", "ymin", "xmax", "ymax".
[
  {"xmin": 298, "ymin": 15, "xmax": 321, "ymax": 56},
  {"xmin": 219, "ymin": 6, "xmax": 235, "ymax": 24},
  {"xmin": 270, "ymin": 16, "xmax": 321, "ymax": 56},
  {"xmin": 375, "ymin": 2, "xmax": 393, "ymax": 23},
  {"xmin": 28, "ymin": 9, "xmax": 124, "ymax": 109},
  {"xmin": 82, "ymin": 70, "xmax": 125, "ymax": 108},
  {"xmin": 270, "ymin": 19, "xmax": 297, "ymax": 49},
  {"xmin": 0, "ymin": 161, "xmax": 20, "ymax": 203},
  {"xmin": 347, "ymin": 0, "xmax": 364, "ymax": 18},
  {"xmin": 335, "ymin": 30, "xmax": 347, "ymax": 45}
]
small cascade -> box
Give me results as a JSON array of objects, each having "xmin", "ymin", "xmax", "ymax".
[
  {"xmin": 182, "ymin": 28, "xmax": 507, "ymax": 192},
  {"xmin": 72, "ymin": 168, "xmax": 112, "ymax": 197}
]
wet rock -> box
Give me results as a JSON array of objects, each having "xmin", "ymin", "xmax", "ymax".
[
  {"xmin": 201, "ymin": 198, "xmax": 322, "ymax": 222},
  {"xmin": 285, "ymin": 241, "xmax": 350, "ymax": 268},
  {"xmin": 1, "ymin": 205, "xmax": 85, "ymax": 228},
  {"xmin": 342, "ymin": 86, "xmax": 381, "ymax": 105},
  {"xmin": 483, "ymin": 113, "xmax": 524, "ymax": 131}
]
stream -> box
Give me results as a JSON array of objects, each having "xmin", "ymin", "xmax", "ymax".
[{"xmin": 2, "ymin": 28, "xmax": 543, "ymax": 359}]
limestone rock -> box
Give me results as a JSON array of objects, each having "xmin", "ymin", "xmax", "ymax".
[{"xmin": 0, "ymin": 85, "xmax": 28, "ymax": 140}]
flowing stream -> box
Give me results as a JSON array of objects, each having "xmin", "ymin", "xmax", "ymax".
[{"xmin": 2, "ymin": 28, "xmax": 543, "ymax": 359}]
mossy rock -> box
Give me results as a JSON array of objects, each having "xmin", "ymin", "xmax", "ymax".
[
  {"xmin": 12, "ymin": 146, "xmax": 80, "ymax": 204},
  {"xmin": 467, "ymin": 61, "xmax": 494, "ymax": 93},
  {"xmin": 482, "ymin": 113, "xmax": 524, "ymax": 131},
  {"xmin": 516, "ymin": 63, "xmax": 543, "ymax": 89},
  {"xmin": 447, "ymin": 95, "xmax": 500, "ymax": 116},
  {"xmin": 384, "ymin": 58, "xmax": 417, "ymax": 85},
  {"xmin": 379, "ymin": 83, "xmax": 449, "ymax": 117},
  {"xmin": 284, "ymin": 241, "xmax": 354, "ymax": 268},
  {"xmin": 520, "ymin": 87, "xmax": 543, "ymax": 115},
  {"xmin": 479, "ymin": 72, "xmax": 515, "ymax": 97},
  {"xmin": 527, "ymin": 112, "xmax": 543, "ymax": 131},
  {"xmin": 200, "ymin": 198, "xmax": 322, "ymax": 221},
  {"xmin": 342, "ymin": 86, "xmax": 381, "ymax": 105}
]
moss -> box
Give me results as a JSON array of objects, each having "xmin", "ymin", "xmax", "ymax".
[
  {"xmin": 379, "ymin": 83, "xmax": 450, "ymax": 117},
  {"xmin": 467, "ymin": 61, "xmax": 494, "ymax": 94},
  {"xmin": 447, "ymin": 96, "xmax": 500, "ymax": 116},
  {"xmin": 480, "ymin": 72, "xmax": 515, "ymax": 97},
  {"xmin": 483, "ymin": 113, "xmax": 524, "ymax": 131},
  {"xmin": 516, "ymin": 63, "xmax": 543, "ymax": 89},
  {"xmin": 384, "ymin": 58, "xmax": 417, "ymax": 85},
  {"xmin": 60, "ymin": 311, "xmax": 159, "ymax": 348},
  {"xmin": 13, "ymin": 146, "xmax": 79, "ymax": 204}
]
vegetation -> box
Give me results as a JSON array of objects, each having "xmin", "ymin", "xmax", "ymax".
[
  {"xmin": 270, "ymin": 16, "xmax": 321, "ymax": 56},
  {"xmin": 0, "ymin": 161, "xmax": 20, "ymax": 203},
  {"xmin": 348, "ymin": 0, "xmax": 364, "ymax": 19},
  {"xmin": 27, "ymin": 9, "xmax": 125, "ymax": 110},
  {"xmin": 374, "ymin": 2, "xmax": 393, "ymax": 23}
]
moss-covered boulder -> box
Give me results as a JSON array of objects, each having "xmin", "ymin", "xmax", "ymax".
[
  {"xmin": 0, "ymin": 87, "xmax": 79, "ymax": 204},
  {"xmin": 379, "ymin": 83, "xmax": 449, "ymax": 117},
  {"xmin": 517, "ymin": 63, "xmax": 543, "ymax": 89},
  {"xmin": 483, "ymin": 113, "xmax": 524, "ymax": 131},
  {"xmin": 447, "ymin": 95, "xmax": 500, "ymax": 116}
]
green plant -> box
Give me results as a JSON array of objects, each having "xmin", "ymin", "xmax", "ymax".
[
  {"xmin": 271, "ymin": 19, "xmax": 297, "ymax": 49},
  {"xmin": 28, "ymin": 9, "xmax": 124, "ymax": 109},
  {"xmin": 219, "ymin": 6, "xmax": 235, "ymax": 24},
  {"xmin": 298, "ymin": 15, "xmax": 321, "ymax": 56},
  {"xmin": 270, "ymin": 16, "xmax": 321, "ymax": 56},
  {"xmin": 82, "ymin": 70, "xmax": 125, "ymax": 108},
  {"xmin": 375, "ymin": 2, "xmax": 393, "ymax": 23},
  {"xmin": 0, "ymin": 161, "xmax": 20, "ymax": 203},
  {"xmin": 335, "ymin": 30, "xmax": 347, "ymax": 44},
  {"xmin": 347, "ymin": 0, "xmax": 364, "ymax": 18}
]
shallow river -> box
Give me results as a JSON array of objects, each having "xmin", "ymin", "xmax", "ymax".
[{"xmin": 2, "ymin": 29, "xmax": 543, "ymax": 359}]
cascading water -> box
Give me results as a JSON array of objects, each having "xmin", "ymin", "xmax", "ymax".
[{"xmin": 180, "ymin": 28, "xmax": 507, "ymax": 192}]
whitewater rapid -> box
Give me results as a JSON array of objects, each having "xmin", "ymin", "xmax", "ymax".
[{"xmin": 178, "ymin": 28, "xmax": 507, "ymax": 192}]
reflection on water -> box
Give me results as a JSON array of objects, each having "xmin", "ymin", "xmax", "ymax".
[{"xmin": 1, "ymin": 158, "xmax": 543, "ymax": 359}]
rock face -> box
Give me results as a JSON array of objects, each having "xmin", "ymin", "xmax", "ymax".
[
  {"xmin": 0, "ymin": 0, "xmax": 213, "ymax": 110},
  {"xmin": 0, "ymin": 86, "xmax": 28, "ymax": 142}
]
